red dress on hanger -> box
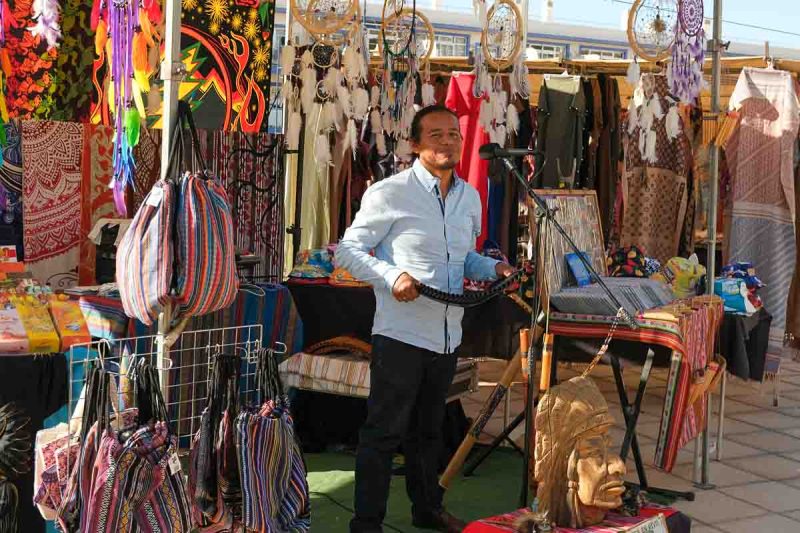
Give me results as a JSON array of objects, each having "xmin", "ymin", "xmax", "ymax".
[{"xmin": 445, "ymin": 73, "xmax": 489, "ymax": 250}]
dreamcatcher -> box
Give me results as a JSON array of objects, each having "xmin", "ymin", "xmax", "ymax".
[
  {"xmin": 0, "ymin": 403, "xmax": 31, "ymax": 532},
  {"xmin": 669, "ymin": 0, "xmax": 705, "ymax": 103},
  {"xmin": 283, "ymin": 0, "xmax": 369, "ymax": 164},
  {"xmin": 475, "ymin": 0, "xmax": 527, "ymax": 147},
  {"xmin": 627, "ymin": 0, "xmax": 678, "ymax": 62},
  {"xmin": 373, "ymin": 4, "xmax": 434, "ymax": 160},
  {"xmin": 91, "ymin": 0, "xmax": 162, "ymax": 215}
]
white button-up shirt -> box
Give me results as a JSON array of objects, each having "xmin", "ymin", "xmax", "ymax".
[{"xmin": 335, "ymin": 159, "xmax": 499, "ymax": 354}]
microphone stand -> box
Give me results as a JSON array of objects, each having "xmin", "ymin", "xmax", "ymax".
[{"xmin": 494, "ymin": 154, "xmax": 639, "ymax": 508}]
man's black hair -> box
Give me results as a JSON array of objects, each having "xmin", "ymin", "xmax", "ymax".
[{"xmin": 410, "ymin": 105, "xmax": 459, "ymax": 143}]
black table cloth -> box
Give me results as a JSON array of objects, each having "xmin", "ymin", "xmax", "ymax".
[{"xmin": 287, "ymin": 284, "xmax": 530, "ymax": 360}]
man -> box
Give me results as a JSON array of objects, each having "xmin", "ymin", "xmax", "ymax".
[{"xmin": 336, "ymin": 105, "xmax": 515, "ymax": 533}]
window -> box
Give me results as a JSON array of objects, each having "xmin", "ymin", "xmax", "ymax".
[
  {"xmin": 365, "ymin": 22, "xmax": 382, "ymax": 54},
  {"xmin": 580, "ymin": 47, "xmax": 626, "ymax": 60},
  {"xmin": 526, "ymin": 42, "xmax": 564, "ymax": 60},
  {"xmin": 433, "ymin": 34, "xmax": 468, "ymax": 57}
]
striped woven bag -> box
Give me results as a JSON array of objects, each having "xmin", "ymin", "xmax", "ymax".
[
  {"xmin": 116, "ymin": 179, "xmax": 176, "ymax": 325},
  {"xmin": 174, "ymin": 103, "xmax": 239, "ymax": 317},
  {"xmin": 175, "ymin": 172, "xmax": 239, "ymax": 316}
]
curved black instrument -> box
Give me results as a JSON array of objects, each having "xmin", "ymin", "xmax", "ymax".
[{"xmin": 416, "ymin": 269, "xmax": 524, "ymax": 307}]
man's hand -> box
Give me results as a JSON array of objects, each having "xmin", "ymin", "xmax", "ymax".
[
  {"xmin": 392, "ymin": 272, "xmax": 420, "ymax": 302},
  {"xmin": 495, "ymin": 262, "xmax": 515, "ymax": 278}
]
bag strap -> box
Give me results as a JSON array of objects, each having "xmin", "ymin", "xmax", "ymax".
[{"xmin": 178, "ymin": 100, "xmax": 209, "ymax": 175}]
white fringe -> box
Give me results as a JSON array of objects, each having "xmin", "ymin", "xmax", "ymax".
[
  {"xmin": 352, "ymin": 87, "xmax": 370, "ymax": 120},
  {"xmin": 626, "ymin": 60, "xmax": 640, "ymax": 87},
  {"xmin": 506, "ymin": 104, "xmax": 519, "ymax": 134},
  {"xmin": 347, "ymin": 119, "xmax": 358, "ymax": 157}
]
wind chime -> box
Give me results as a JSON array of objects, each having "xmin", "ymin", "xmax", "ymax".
[
  {"xmin": 376, "ymin": 1, "xmax": 434, "ymax": 161},
  {"xmin": 284, "ymin": 0, "xmax": 368, "ymax": 165},
  {"xmin": 91, "ymin": 0, "xmax": 162, "ymax": 215},
  {"xmin": 476, "ymin": 0, "xmax": 527, "ymax": 147}
]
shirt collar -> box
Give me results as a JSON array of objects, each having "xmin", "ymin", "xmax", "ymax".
[{"xmin": 412, "ymin": 159, "xmax": 463, "ymax": 194}]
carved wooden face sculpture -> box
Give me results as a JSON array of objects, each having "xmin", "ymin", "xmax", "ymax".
[{"xmin": 534, "ymin": 376, "xmax": 627, "ymax": 528}]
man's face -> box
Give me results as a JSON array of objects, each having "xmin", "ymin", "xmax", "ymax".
[
  {"xmin": 410, "ymin": 111, "xmax": 463, "ymax": 171},
  {"xmin": 574, "ymin": 428, "xmax": 626, "ymax": 511}
]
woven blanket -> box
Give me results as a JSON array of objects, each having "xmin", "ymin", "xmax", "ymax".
[
  {"xmin": 280, "ymin": 352, "xmax": 372, "ymax": 398},
  {"xmin": 464, "ymin": 506, "xmax": 681, "ymax": 533},
  {"xmin": 22, "ymin": 121, "xmax": 84, "ymax": 288},
  {"xmin": 725, "ymin": 67, "xmax": 800, "ymax": 352}
]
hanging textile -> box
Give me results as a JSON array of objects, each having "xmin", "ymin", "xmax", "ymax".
[
  {"xmin": 299, "ymin": 104, "xmax": 331, "ymax": 252},
  {"xmin": 199, "ymin": 129, "xmax": 287, "ymax": 281},
  {"xmin": 0, "ymin": 120, "xmax": 23, "ymax": 258},
  {"xmin": 49, "ymin": 0, "xmax": 95, "ymax": 122},
  {"xmin": 22, "ymin": 120, "xmax": 84, "ymax": 288},
  {"xmin": 78, "ymin": 125, "xmax": 116, "ymax": 285},
  {"xmin": 595, "ymin": 74, "xmax": 620, "ymax": 242},
  {"xmin": 146, "ymin": 0, "xmax": 277, "ymax": 132},
  {"xmin": 725, "ymin": 67, "xmax": 799, "ymax": 353},
  {"xmin": 446, "ymin": 72, "xmax": 489, "ymax": 249},
  {"xmin": 534, "ymin": 76, "xmax": 586, "ymax": 190},
  {"xmin": 132, "ymin": 128, "xmax": 163, "ymax": 212},
  {"xmin": 6, "ymin": 0, "xmax": 57, "ymax": 120},
  {"xmin": 620, "ymin": 75, "xmax": 689, "ymax": 263}
]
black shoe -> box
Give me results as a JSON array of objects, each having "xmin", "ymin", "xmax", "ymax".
[{"xmin": 412, "ymin": 509, "xmax": 467, "ymax": 533}]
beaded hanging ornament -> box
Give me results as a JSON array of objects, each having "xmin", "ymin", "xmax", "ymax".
[{"xmin": 92, "ymin": 0, "xmax": 161, "ymax": 216}]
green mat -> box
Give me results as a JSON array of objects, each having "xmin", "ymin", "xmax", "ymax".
[{"xmin": 307, "ymin": 449, "xmax": 526, "ymax": 532}]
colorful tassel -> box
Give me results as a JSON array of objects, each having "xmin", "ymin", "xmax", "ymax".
[
  {"xmin": 131, "ymin": 79, "xmax": 146, "ymax": 116},
  {"xmin": 125, "ymin": 107, "xmax": 141, "ymax": 147},
  {"xmin": 139, "ymin": 10, "xmax": 157, "ymax": 47}
]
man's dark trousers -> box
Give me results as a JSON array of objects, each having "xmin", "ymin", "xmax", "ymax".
[{"xmin": 350, "ymin": 334, "xmax": 458, "ymax": 532}]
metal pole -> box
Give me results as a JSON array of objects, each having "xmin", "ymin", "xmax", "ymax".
[
  {"xmin": 156, "ymin": 0, "xmax": 184, "ymax": 397},
  {"xmin": 697, "ymin": 0, "xmax": 723, "ymax": 490}
]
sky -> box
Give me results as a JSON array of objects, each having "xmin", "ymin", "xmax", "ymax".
[{"xmin": 435, "ymin": 0, "xmax": 800, "ymax": 49}]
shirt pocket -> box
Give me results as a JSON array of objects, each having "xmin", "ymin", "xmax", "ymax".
[{"xmin": 445, "ymin": 213, "xmax": 474, "ymax": 261}]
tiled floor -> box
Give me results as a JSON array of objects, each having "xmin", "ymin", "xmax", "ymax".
[{"xmin": 461, "ymin": 357, "xmax": 800, "ymax": 532}]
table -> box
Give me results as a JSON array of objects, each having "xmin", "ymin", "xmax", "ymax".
[{"xmin": 287, "ymin": 284, "xmax": 531, "ymax": 358}]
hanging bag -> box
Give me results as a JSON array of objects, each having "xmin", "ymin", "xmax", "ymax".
[
  {"xmin": 175, "ymin": 102, "xmax": 239, "ymax": 317},
  {"xmin": 116, "ymin": 105, "xmax": 189, "ymax": 325}
]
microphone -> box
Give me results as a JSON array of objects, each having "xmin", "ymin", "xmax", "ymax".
[{"xmin": 479, "ymin": 143, "xmax": 540, "ymax": 160}]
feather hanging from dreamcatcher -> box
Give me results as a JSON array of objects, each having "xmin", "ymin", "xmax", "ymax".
[
  {"xmin": 351, "ymin": 87, "xmax": 369, "ymax": 120},
  {"xmin": 669, "ymin": 28, "xmax": 705, "ymax": 104},
  {"xmin": 509, "ymin": 52, "xmax": 530, "ymax": 99},
  {"xmin": 281, "ymin": 43, "xmax": 296, "ymax": 75},
  {"xmin": 506, "ymin": 104, "xmax": 519, "ymax": 134},
  {"xmin": 287, "ymin": 108, "xmax": 302, "ymax": 151},
  {"xmin": 421, "ymin": 82, "xmax": 435, "ymax": 107},
  {"xmin": 626, "ymin": 57, "xmax": 641, "ymax": 86},
  {"xmin": 30, "ymin": 0, "xmax": 62, "ymax": 48}
]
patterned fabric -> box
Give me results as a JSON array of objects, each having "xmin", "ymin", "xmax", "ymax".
[
  {"xmin": 79, "ymin": 124, "xmax": 116, "ymax": 285},
  {"xmin": 175, "ymin": 172, "xmax": 240, "ymax": 317},
  {"xmin": 548, "ymin": 296, "xmax": 723, "ymax": 471},
  {"xmin": 236, "ymin": 404, "xmax": 310, "ymax": 532},
  {"xmin": 464, "ymin": 507, "xmax": 679, "ymax": 533},
  {"xmin": 78, "ymin": 295, "xmax": 129, "ymax": 340},
  {"xmin": 144, "ymin": 0, "xmax": 277, "ymax": 132},
  {"xmin": 132, "ymin": 129, "xmax": 163, "ymax": 212},
  {"xmin": 22, "ymin": 121, "xmax": 84, "ymax": 288},
  {"xmin": 6, "ymin": 0, "xmax": 58, "ymax": 120},
  {"xmin": 725, "ymin": 67, "xmax": 799, "ymax": 352},
  {"xmin": 607, "ymin": 246, "xmax": 648, "ymax": 278},
  {"xmin": 621, "ymin": 75, "xmax": 690, "ymax": 264},
  {"xmin": 280, "ymin": 352, "xmax": 372, "ymax": 397},
  {"xmin": 0, "ymin": 121, "xmax": 23, "ymax": 247},
  {"xmin": 116, "ymin": 180, "xmax": 176, "ymax": 325},
  {"xmin": 49, "ymin": 0, "xmax": 95, "ymax": 122}
]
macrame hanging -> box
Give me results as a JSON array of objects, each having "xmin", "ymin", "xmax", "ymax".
[{"xmin": 92, "ymin": 0, "xmax": 161, "ymax": 216}]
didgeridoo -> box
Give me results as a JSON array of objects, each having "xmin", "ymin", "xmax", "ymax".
[{"xmin": 439, "ymin": 325, "xmax": 542, "ymax": 489}]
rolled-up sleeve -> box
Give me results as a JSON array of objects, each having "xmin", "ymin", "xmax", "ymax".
[
  {"xmin": 463, "ymin": 190, "xmax": 499, "ymax": 281},
  {"xmin": 335, "ymin": 185, "xmax": 404, "ymax": 290}
]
